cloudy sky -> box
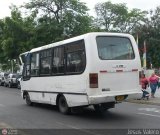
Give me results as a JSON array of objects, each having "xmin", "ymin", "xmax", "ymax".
[{"xmin": 0, "ymin": 0, "xmax": 160, "ymax": 18}]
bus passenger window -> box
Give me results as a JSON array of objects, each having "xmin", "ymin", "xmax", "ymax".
[
  {"xmin": 31, "ymin": 53, "xmax": 39, "ymax": 76},
  {"xmin": 40, "ymin": 58, "xmax": 51, "ymax": 75},
  {"xmin": 23, "ymin": 53, "xmax": 31, "ymax": 80},
  {"xmin": 67, "ymin": 51, "xmax": 85, "ymax": 73},
  {"xmin": 40, "ymin": 50, "xmax": 51, "ymax": 75},
  {"xmin": 66, "ymin": 40, "xmax": 86, "ymax": 74},
  {"xmin": 52, "ymin": 47, "xmax": 65, "ymax": 74}
]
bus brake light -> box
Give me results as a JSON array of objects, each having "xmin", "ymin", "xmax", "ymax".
[{"xmin": 89, "ymin": 73, "xmax": 98, "ymax": 88}]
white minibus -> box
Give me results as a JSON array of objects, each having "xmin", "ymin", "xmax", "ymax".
[{"xmin": 20, "ymin": 32, "xmax": 141, "ymax": 114}]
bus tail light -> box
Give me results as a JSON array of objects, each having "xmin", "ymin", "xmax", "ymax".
[{"xmin": 89, "ymin": 73, "xmax": 98, "ymax": 88}]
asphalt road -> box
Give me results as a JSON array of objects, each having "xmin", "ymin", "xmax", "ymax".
[{"xmin": 0, "ymin": 86, "xmax": 160, "ymax": 135}]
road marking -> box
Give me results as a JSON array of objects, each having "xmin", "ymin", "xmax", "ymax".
[
  {"xmin": 56, "ymin": 122, "xmax": 101, "ymax": 135},
  {"xmin": 137, "ymin": 112, "xmax": 160, "ymax": 118},
  {"xmin": 56, "ymin": 122, "xmax": 80, "ymax": 129},
  {"xmin": 138, "ymin": 108, "xmax": 160, "ymax": 114}
]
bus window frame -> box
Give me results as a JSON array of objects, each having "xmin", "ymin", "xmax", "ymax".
[
  {"xmin": 40, "ymin": 49, "xmax": 52, "ymax": 76},
  {"xmin": 30, "ymin": 52, "xmax": 40, "ymax": 77},
  {"xmin": 22, "ymin": 39, "xmax": 86, "ymax": 79},
  {"xmin": 22, "ymin": 53, "xmax": 31, "ymax": 81}
]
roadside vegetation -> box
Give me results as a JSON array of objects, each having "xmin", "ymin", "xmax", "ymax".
[{"xmin": 0, "ymin": 0, "xmax": 160, "ymax": 71}]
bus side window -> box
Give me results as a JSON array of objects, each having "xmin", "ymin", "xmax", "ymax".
[
  {"xmin": 22, "ymin": 53, "xmax": 31, "ymax": 80},
  {"xmin": 40, "ymin": 58, "xmax": 51, "ymax": 75},
  {"xmin": 66, "ymin": 40, "xmax": 86, "ymax": 74},
  {"xmin": 67, "ymin": 51, "xmax": 84, "ymax": 73},
  {"xmin": 40, "ymin": 50, "xmax": 51, "ymax": 75},
  {"xmin": 31, "ymin": 53, "xmax": 39, "ymax": 76},
  {"xmin": 52, "ymin": 47, "xmax": 65, "ymax": 74}
]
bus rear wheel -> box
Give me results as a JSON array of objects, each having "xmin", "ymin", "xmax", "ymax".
[
  {"xmin": 94, "ymin": 104, "xmax": 107, "ymax": 113},
  {"xmin": 25, "ymin": 93, "xmax": 33, "ymax": 106},
  {"xmin": 58, "ymin": 95, "xmax": 71, "ymax": 114}
]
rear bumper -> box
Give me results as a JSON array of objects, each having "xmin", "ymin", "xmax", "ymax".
[{"xmin": 88, "ymin": 91, "xmax": 142, "ymax": 104}]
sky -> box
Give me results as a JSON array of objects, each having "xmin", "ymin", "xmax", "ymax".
[{"xmin": 0, "ymin": 0, "xmax": 160, "ymax": 18}]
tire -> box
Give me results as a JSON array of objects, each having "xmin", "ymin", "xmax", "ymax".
[
  {"xmin": 58, "ymin": 95, "xmax": 71, "ymax": 114},
  {"xmin": 0, "ymin": 81, "xmax": 2, "ymax": 86},
  {"xmin": 94, "ymin": 104, "xmax": 108, "ymax": 114},
  {"xmin": 25, "ymin": 93, "xmax": 33, "ymax": 106},
  {"xmin": 94, "ymin": 102, "xmax": 115, "ymax": 113}
]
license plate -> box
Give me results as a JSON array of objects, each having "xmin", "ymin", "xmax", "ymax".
[{"xmin": 115, "ymin": 95, "xmax": 125, "ymax": 101}]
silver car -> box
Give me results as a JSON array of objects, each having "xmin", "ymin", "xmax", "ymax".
[
  {"xmin": 0, "ymin": 72, "xmax": 9, "ymax": 86},
  {"xmin": 4, "ymin": 74, "xmax": 20, "ymax": 88}
]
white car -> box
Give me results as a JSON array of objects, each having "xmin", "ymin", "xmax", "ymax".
[
  {"xmin": 0, "ymin": 72, "xmax": 9, "ymax": 86},
  {"xmin": 4, "ymin": 74, "xmax": 20, "ymax": 88}
]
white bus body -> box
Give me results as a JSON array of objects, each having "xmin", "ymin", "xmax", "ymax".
[{"xmin": 20, "ymin": 32, "xmax": 141, "ymax": 114}]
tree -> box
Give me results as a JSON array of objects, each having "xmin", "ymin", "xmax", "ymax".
[
  {"xmin": 133, "ymin": 6, "xmax": 160, "ymax": 68},
  {"xmin": 95, "ymin": 1, "xmax": 147, "ymax": 33},
  {"xmin": 24, "ymin": 0, "xmax": 92, "ymax": 38},
  {"xmin": 146, "ymin": 7, "xmax": 160, "ymax": 68},
  {"xmin": 0, "ymin": 5, "xmax": 36, "ymax": 71}
]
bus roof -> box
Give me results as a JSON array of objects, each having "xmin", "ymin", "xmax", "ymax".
[{"xmin": 28, "ymin": 32, "xmax": 132, "ymax": 53}]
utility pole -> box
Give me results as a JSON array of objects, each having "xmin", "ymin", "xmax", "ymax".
[
  {"xmin": 10, "ymin": 60, "xmax": 14, "ymax": 73},
  {"xmin": 143, "ymin": 40, "xmax": 147, "ymax": 70}
]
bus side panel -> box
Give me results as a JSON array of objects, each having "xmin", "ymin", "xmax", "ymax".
[
  {"xmin": 64, "ymin": 94, "xmax": 89, "ymax": 107},
  {"xmin": 21, "ymin": 74, "xmax": 89, "ymax": 107}
]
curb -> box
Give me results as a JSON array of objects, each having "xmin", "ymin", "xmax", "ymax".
[
  {"xmin": 0, "ymin": 122, "xmax": 12, "ymax": 128},
  {"xmin": 126, "ymin": 99, "xmax": 160, "ymax": 106}
]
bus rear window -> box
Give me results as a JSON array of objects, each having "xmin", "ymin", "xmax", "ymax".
[{"xmin": 96, "ymin": 36, "xmax": 135, "ymax": 60}]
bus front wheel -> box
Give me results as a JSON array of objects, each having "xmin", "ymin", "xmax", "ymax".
[
  {"xmin": 58, "ymin": 95, "xmax": 71, "ymax": 114},
  {"xmin": 25, "ymin": 93, "xmax": 33, "ymax": 106}
]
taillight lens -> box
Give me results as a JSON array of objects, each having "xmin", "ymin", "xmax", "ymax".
[{"xmin": 89, "ymin": 73, "xmax": 98, "ymax": 88}]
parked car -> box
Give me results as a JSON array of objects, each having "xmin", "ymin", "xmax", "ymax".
[
  {"xmin": 0, "ymin": 72, "xmax": 9, "ymax": 86},
  {"xmin": 4, "ymin": 73, "xmax": 20, "ymax": 88}
]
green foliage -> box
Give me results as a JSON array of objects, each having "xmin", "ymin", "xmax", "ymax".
[
  {"xmin": 24, "ymin": 0, "xmax": 92, "ymax": 38},
  {"xmin": 94, "ymin": 1, "xmax": 147, "ymax": 33},
  {"xmin": 0, "ymin": 0, "xmax": 160, "ymax": 71},
  {"xmin": 133, "ymin": 6, "xmax": 160, "ymax": 68},
  {"xmin": 0, "ymin": 5, "xmax": 36, "ymax": 71}
]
